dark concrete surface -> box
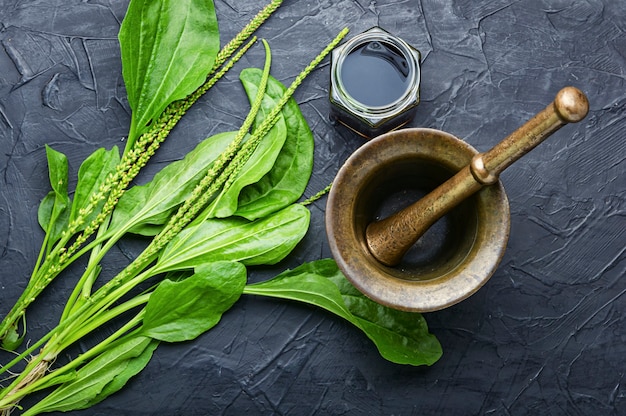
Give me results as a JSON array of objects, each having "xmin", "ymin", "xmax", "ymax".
[{"xmin": 0, "ymin": 0, "xmax": 624, "ymax": 415}]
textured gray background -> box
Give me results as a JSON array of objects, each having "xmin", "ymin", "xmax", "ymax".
[{"xmin": 0, "ymin": 0, "xmax": 624, "ymax": 415}]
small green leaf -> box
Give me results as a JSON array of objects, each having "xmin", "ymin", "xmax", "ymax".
[
  {"xmin": 37, "ymin": 192, "xmax": 58, "ymax": 232},
  {"xmin": 70, "ymin": 146, "xmax": 121, "ymax": 230},
  {"xmin": 141, "ymin": 261, "xmax": 246, "ymax": 342},
  {"xmin": 37, "ymin": 145, "xmax": 71, "ymax": 246},
  {"xmin": 45, "ymin": 145, "xmax": 69, "ymax": 196},
  {"xmin": 244, "ymin": 259, "xmax": 443, "ymax": 366},
  {"xmin": 235, "ymin": 68, "xmax": 315, "ymax": 220},
  {"xmin": 155, "ymin": 204, "xmax": 310, "ymax": 273},
  {"xmin": 119, "ymin": 0, "xmax": 220, "ymax": 145},
  {"xmin": 1, "ymin": 325, "xmax": 23, "ymax": 351},
  {"xmin": 24, "ymin": 336, "xmax": 158, "ymax": 415}
]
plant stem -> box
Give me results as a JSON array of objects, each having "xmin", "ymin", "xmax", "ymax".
[
  {"xmin": 300, "ymin": 182, "xmax": 333, "ymax": 206},
  {"xmin": 0, "ymin": 310, "xmax": 147, "ymax": 412}
]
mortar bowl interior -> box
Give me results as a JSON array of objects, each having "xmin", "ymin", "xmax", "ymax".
[{"xmin": 326, "ymin": 128, "xmax": 510, "ymax": 312}]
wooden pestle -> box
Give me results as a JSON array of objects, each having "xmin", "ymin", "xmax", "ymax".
[{"xmin": 366, "ymin": 86, "xmax": 589, "ymax": 267}]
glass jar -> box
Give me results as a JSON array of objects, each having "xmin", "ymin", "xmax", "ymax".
[{"xmin": 329, "ymin": 27, "xmax": 422, "ymax": 139}]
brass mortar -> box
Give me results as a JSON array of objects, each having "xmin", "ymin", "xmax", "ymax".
[{"xmin": 326, "ymin": 87, "xmax": 589, "ymax": 312}]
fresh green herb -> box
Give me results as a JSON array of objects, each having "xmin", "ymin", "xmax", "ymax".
[
  {"xmin": 0, "ymin": 11, "xmax": 351, "ymax": 416},
  {"xmin": 0, "ymin": 0, "xmax": 442, "ymax": 414},
  {"xmin": 0, "ymin": 0, "xmax": 282, "ymax": 352}
]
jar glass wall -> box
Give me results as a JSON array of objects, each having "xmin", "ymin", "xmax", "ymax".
[{"xmin": 329, "ymin": 27, "xmax": 422, "ymax": 139}]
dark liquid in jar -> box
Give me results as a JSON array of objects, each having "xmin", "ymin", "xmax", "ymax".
[{"xmin": 340, "ymin": 41, "xmax": 409, "ymax": 107}]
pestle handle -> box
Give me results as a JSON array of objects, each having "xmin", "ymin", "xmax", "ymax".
[{"xmin": 366, "ymin": 86, "xmax": 589, "ymax": 267}]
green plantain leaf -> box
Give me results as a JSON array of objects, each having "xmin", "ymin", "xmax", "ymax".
[
  {"xmin": 155, "ymin": 204, "xmax": 310, "ymax": 273},
  {"xmin": 70, "ymin": 146, "xmax": 121, "ymax": 231},
  {"xmin": 235, "ymin": 68, "xmax": 315, "ymax": 220},
  {"xmin": 38, "ymin": 145, "xmax": 71, "ymax": 246},
  {"xmin": 119, "ymin": 0, "xmax": 219, "ymax": 147},
  {"xmin": 109, "ymin": 131, "xmax": 236, "ymax": 236},
  {"xmin": 24, "ymin": 336, "xmax": 159, "ymax": 415},
  {"xmin": 141, "ymin": 261, "xmax": 246, "ymax": 342},
  {"xmin": 326, "ymin": 270, "xmax": 443, "ymax": 366},
  {"xmin": 244, "ymin": 259, "xmax": 443, "ymax": 366},
  {"xmin": 205, "ymin": 71, "xmax": 288, "ymax": 218}
]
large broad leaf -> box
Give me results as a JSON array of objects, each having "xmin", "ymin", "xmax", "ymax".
[
  {"xmin": 24, "ymin": 336, "xmax": 159, "ymax": 415},
  {"xmin": 141, "ymin": 261, "xmax": 246, "ymax": 342},
  {"xmin": 234, "ymin": 68, "xmax": 315, "ymax": 220},
  {"xmin": 38, "ymin": 145, "xmax": 71, "ymax": 246},
  {"xmin": 205, "ymin": 72, "xmax": 289, "ymax": 218},
  {"xmin": 119, "ymin": 0, "xmax": 220, "ymax": 145},
  {"xmin": 69, "ymin": 146, "xmax": 121, "ymax": 231},
  {"xmin": 243, "ymin": 259, "xmax": 443, "ymax": 366},
  {"xmin": 109, "ymin": 131, "xmax": 236, "ymax": 236},
  {"xmin": 155, "ymin": 204, "xmax": 310, "ymax": 273}
]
